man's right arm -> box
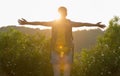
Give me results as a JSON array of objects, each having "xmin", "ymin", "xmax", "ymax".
[
  {"xmin": 18, "ymin": 18, "xmax": 52, "ymax": 26},
  {"xmin": 71, "ymin": 21, "xmax": 105, "ymax": 28}
]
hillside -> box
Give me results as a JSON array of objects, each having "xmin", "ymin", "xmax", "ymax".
[{"xmin": 0, "ymin": 26, "xmax": 104, "ymax": 52}]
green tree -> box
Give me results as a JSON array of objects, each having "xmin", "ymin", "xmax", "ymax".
[
  {"xmin": 0, "ymin": 28, "xmax": 52, "ymax": 76},
  {"xmin": 72, "ymin": 16, "xmax": 120, "ymax": 76}
]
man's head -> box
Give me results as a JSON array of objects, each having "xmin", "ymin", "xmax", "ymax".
[{"xmin": 58, "ymin": 6, "xmax": 67, "ymax": 19}]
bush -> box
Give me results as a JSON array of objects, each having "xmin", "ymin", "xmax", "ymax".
[
  {"xmin": 72, "ymin": 17, "xmax": 120, "ymax": 76},
  {"xmin": 0, "ymin": 28, "xmax": 52, "ymax": 76}
]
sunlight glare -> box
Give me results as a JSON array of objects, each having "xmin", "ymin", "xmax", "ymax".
[{"xmin": 53, "ymin": 11, "xmax": 61, "ymax": 20}]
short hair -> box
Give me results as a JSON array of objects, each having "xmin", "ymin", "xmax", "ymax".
[
  {"xmin": 58, "ymin": 6, "xmax": 67, "ymax": 12},
  {"xmin": 58, "ymin": 6, "xmax": 67, "ymax": 17}
]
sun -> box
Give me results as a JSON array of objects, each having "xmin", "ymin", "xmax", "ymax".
[
  {"xmin": 54, "ymin": 14, "xmax": 61, "ymax": 20},
  {"xmin": 51, "ymin": 10, "xmax": 61, "ymax": 20}
]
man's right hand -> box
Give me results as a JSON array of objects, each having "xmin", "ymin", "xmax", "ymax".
[
  {"xmin": 96, "ymin": 22, "xmax": 106, "ymax": 28},
  {"xmin": 18, "ymin": 18, "xmax": 28, "ymax": 25}
]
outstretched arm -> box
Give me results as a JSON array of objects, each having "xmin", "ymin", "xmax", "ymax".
[
  {"xmin": 18, "ymin": 18, "xmax": 52, "ymax": 26},
  {"xmin": 71, "ymin": 21, "xmax": 105, "ymax": 28}
]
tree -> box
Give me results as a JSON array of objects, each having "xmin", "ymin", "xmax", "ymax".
[
  {"xmin": 0, "ymin": 28, "xmax": 52, "ymax": 76},
  {"xmin": 72, "ymin": 16, "xmax": 120, "ymax": 76}
]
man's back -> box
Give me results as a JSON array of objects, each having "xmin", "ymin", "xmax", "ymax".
[{"xmin": 51, "ymin": 19, "xmax": 73, "ymax": 51}]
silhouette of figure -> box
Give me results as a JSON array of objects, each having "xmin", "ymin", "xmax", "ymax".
[{"xmin": 18, "ymin": 6, "xmax": 105, "ymax": 76}]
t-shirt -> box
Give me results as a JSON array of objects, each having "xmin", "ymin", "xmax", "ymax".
[
  {"xmin": 51, "ymin": 19, "xmax": 74, "ymax": 64},
  {"xmin": 51, "ymin": 19, "xmax": 73, "ymax": 55}
]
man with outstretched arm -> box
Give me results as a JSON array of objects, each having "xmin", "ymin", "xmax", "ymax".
[{"xmin": 18, "ymin": 6, "xmax": 105, "ymax": 76}]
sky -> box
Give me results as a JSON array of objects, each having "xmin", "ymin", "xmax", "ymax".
[{"xmin": 0, "ymin": 0, "xmax": 120, "ymax": 30}]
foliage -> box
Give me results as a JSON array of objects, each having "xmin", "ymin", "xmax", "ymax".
[
  {"xmin": 73, "ymin": 29, "xmax": 104, "ymax": 51},
  {"xmin": 72, "ymin": 16, "xmax": 120, "ymax": 76},
  {"xmin": 0, "ymin": 28, "xmax": 52, "ymax": 76}
]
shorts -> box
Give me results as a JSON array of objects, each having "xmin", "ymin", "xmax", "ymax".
[{"xmin": 51, "ymin": 50, "xmax": 73, "ymax": 64}]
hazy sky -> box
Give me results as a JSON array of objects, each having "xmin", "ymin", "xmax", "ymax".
[{"xmin": 0, "ymin": 0, "xmax": 120, "ymax": 30}]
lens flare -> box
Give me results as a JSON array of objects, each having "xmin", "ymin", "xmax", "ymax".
[
  {"xmin": 59, "ymin": 45, "xmax": 63, "ymax": 49},
  {"xmin": 60, "ymin": 51, "xmax": 64, "ymax": 58}
]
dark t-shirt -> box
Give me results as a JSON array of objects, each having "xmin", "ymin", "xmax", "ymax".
[
  {"xmin": 50, "ymin": 19, "xmax": 74, "ymax": 64},
  {"xmin": 51, "ymin": 19, "xmax": 73, "ymax": 52}
]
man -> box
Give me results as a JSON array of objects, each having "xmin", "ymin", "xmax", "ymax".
[{"xmin": 18, "ymin": 6, "xmax": 105, "ymax": 76}]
